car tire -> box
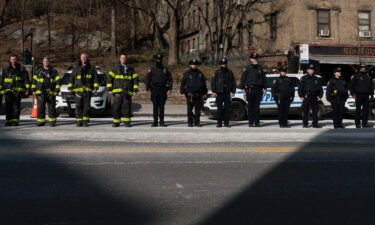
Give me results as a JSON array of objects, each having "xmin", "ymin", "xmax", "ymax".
[{"xmin": 231, "ymin": 101, "xmax": 246, "ymax": 121}]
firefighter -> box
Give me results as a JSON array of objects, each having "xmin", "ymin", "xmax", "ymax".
[
  {"xmin": 32, "ymin": 57, "xmax": 61, "ymax": 127},
  {"xmin": 146, "ymin": 54, "xmax": 173, "ymax": 127},
  {"xmin": 180, "ymin": 59, "xmax": 208, "ymax": 127},
  {"xmin": 68, "ymin": 53, "xmax": 99, "ymax": 127},
  {"xmin": 240, "ymin": 53, "xmax": 267, "ymax": 127},
  {"xmin": 327, "ymin": 67, "xmax": 349, "ymax": 129},
  {"xmin": 350, "ymin": 64, "xmax": 374, "ymax": 128},
  {"xmin": 107, "ymin": 53, "xmax": 139, "ymax": 127},
  {"xmin": 271, "ymin": 66, "xmax": 295, "ymax": 128},
  {"xmin": 0, "ymin": 54, "xmax": 30, "ymax": 126},
  {"xmin": 211, "ymin": 58, "xmax": 236, "ymax": 128},
  {"xmin": 298, "ymin": 64, "xmax": 324, "ymax": 128}
]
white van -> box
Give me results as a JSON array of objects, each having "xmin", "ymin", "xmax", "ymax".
[
  {"xmin": 203, "ymin": 73, "xmax": 358, "ymax": 121},
  {"xmin": 56, "ymin": 70, "xmax": 110, "ymax": 116}
]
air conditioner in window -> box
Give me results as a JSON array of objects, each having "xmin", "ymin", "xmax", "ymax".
[
  {"xmin": 190, "ymin": 49, "xmax": 196, "ymax": 53},
  {"xmin": 319, "ymin": 30, "xmax": 330, "ymax": 37},
  {"xmin": 359, "ymin": 31, "xmax": 372, "ymax": 38},
  {"xmin": 237, "ymin": 0, "xmax": 244, "ymax": 5}
]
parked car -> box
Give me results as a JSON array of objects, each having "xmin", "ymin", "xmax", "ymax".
[{"xmin": 56, "ymin": 70, "xmax": 110, "ymax": 116}]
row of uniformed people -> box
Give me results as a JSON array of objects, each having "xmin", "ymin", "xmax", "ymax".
[{"xmin": 1, "ymin": 53, "xmax": 374, "ymax": 129}]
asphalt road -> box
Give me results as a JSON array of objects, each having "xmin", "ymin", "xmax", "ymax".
[{"xmin": 1, "ymin": 117, "xmax": 375, "ymax": 225}]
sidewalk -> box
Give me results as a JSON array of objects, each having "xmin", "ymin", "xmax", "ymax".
[{"xmin": 3, "ymin": 97, "xmax": 188, "ymax": 117}]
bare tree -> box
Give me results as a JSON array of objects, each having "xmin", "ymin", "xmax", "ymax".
[
  {"xmin": 0, "ymin": 0, "xmax": 10, "ymax": 27},
  {"xmin": 21, "ymin": 0, "xmax": 27, "ymax": 53}
]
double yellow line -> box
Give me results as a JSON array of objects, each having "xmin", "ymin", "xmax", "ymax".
[{"xmin": 0, "ymin": 147, "xmax": 374, "ymax": 154}]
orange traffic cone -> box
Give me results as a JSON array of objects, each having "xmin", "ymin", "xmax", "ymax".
[{"xmin": 31, "ymin": 96, "xmax": 38, "ymax": 118}]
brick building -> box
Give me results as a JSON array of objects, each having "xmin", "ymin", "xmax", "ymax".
[{"xmin": 180, "ymin": 0, "xmax": 375, "ymax": 79}]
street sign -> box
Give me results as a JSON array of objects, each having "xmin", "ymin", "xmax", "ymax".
[{"xmin": 300, "ymin": 44, "xmax": 310, "ymax": 64}]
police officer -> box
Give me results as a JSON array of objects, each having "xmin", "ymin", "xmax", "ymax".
[
  {"xmin": 68, "ymin": 53, "xmax": 99, "ymax": 127},
  {"xmin": 271, "ymin": 66, "xmax": 295, "ymax": 128},
  {"xmin": 240, "ymin": 53, "xmax": 266, "ymax": 127},
  {"xmin": 180, "ymin": 59, "xmax": 208, "ymax": 127},
  {"xmin": 350, "ymin": 64, "xmax": 374, "ymax": 128},
  {"xmin": 107, "ymin": 53, "xmax": 139, "ymax": 127},
  {"xmin": 327, "ymin": 67, "xmax": 349, "ymax": 129},
  {"xmin": 211, "ymin": 58, "xmax": 236, "ymax": 128},
  {"xmin": 146, "ymin": 54, "xmax": 173, "ymax": 127},
  {"xmin": 32, "ymin": 57, "xmax": 61, "ymax": 127},
  {"xmin": 298, "ymin": 64, "xmax": 324, "ymax": 128},
  {"xmin": 0, "ymin": 54, "xmax": 30, "ymax": 126}
]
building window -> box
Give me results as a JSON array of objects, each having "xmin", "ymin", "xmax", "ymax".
[
  {"xmin": 247, "ymin": 20, "xmax": 254, "ymax": 46},
  {"xmin": 359, "ymin": 11, "xmax": 371, "ymax": 33},
  {"xmin": 192, "ymin": 38, "xmax": 195, "ymax": 50},
  {"xmin": 205, "ymin": 34, "xmax": 209, "ymax": 51},
  {"xmin": 188, "ymin": 13, "xmax": 191, "ymax": 29},
  {"xmin": 237, "ymin": 23, "xmax": 243, "ymax": 48},
  {"xmin": 206, "ymin": 3, "xmax": 209, "ymax": 19},
  {"xmin": 270, "ymin": 13, "xmax": 277, "ymax": 40},
  {"xmin": 193, "ymin": 10, "xmax": 196, "ymax": 26},
  {"xmin": 187, "ymin": 40, "xmax": 190, "ymax": 53},
  {"xmin": 317, "ymin": 9, "xmax": 330, "ymax": 37}
]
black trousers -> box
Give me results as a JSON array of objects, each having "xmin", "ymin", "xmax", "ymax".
[
  {"xmin": 37, "ymin": 94, "xmax": 57, "ymax": 123},
  {"xmin": 216, "ymin": 92, "xmax": 231, "ymax": 125},
  {"xmin": 302, "ymin": 94, "xmax": 319, "ymax": 126},
  {"xmin": 330, "ymin": 96, "xmax": 346, "ymax": 127},
  {"xmin": 246, "ymin": 88, "xmax": 263, "ymax": 125},
  {"xmin": 355, "ymin": 93, "xmax": 370, "ymax": 126},
  {"xmin": 151, "ymin": 90, "xmax": 167, "ymax": 123},
  {"xmin": 75, "ymin": 92, "xmax": 91, "ymax": 122},
  {"xmin": 276, "ymin": 95, "xmax": 291, "ymax": 126},
  {"xmin": 112, "ymin": 93, "xmax": 132, "ymax": 124},
  {"xmin": 186, "ymin": 94, "xmax": 203, "ymax": 125},
  {"xmin": 4, "ymin": 92, "xmax": 22, "ymax": 123}
]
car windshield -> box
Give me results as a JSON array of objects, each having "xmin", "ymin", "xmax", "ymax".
[{"xmin": 61, "ymin": 72, "xmax": 106, "ymax": 86}]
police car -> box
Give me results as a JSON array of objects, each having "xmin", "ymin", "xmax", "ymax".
[
  {"xmin": 56, "ymin": 70, "xmax": 110, "ymax": 116},
  {"xmin": 204, "ymin": 73, "xmax": 358, "ymax": 121}
]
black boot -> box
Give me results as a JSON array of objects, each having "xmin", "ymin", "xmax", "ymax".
[
  {"xmin": 49, "ymin": 122, "xmax": 56, "ymax": 127},
  {"xmin": 76, "ymin": 121, "xmax": 83, "ymax": 127},
  {"xmin": 112, "ymin": 123, "xmax": 120, "ymax": 127},
  {"xmin": 124, "ymin": 122, "xmax": 132, "ymax": 128},
  {"xmin": 83, "ymin": 121, "xmax": 89, "ymax": 127}
]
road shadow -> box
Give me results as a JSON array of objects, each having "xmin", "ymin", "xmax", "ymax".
[
  {"xmin": 0, "ymin": 131, "xmax": 156, "ymax": 225},
  {"xmin": 199, "ymin": 129, "xmax": 375, "ymax": 225}
]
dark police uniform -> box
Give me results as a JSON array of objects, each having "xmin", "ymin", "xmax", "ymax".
[
  {"xmin": 271, "ymin": 67, "xmax": 295, "ymax": 128},
  {"xmin": 68, "ymin": 63, "xmax": 99, "ymax": 127},
  {"xmin": 107, "ymin": 64, "xmax": 139, "ymax": 127},
  {"xmin": 32, "ymin": 67, "xmax": 61, "ymax": 126},
  {"xmin": 211, "ymin": 59, "xmax": 236, "ymax": 128},
  {"xmin": 326, "ymin": 67, "xmax": 349, "ymax": 129},
  {"xmin": 146, "ymin": 55, "xmax": 173, "ymax": 127},
  {"xmin": 240, "ymin": 53, "xmax": 266, "ymax": 127},
  {"xmin": 180, "ymin": 60, "xmax": 208, "ymax": 127},
  {"xmin": 298, "ymin": 64, "xmax": 323, "ymax": 128},
  {"xmin": 0, "ymin": 64, "xmax": 30, "ymax": 126},
  {"xmin": 350, "ymin": 65, "xmax": 374, "ymax": 128}
]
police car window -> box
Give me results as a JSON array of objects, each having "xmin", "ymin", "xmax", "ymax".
[
  {"xmin": 61, "ymin": 73, "xmax": 70, "ymax": 85},
  {"xmin": 98, "ymin": 73, "xmax": 106, "ymax": 86},
  {"xmin": 266, "ymin": 77, "xmax": 277, "ymax": 88}
]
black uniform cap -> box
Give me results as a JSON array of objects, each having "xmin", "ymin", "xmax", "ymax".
[
  {"xmin": 249, "ymin": 53, "xmax": 259, "ymax": 59},
  {"xmin": 359, "ymin": 64, "xmax": 366, "ymax": 69},
  {"xmin": 154, "ymin": 54, "xmax": 163, "ymax": 60},
  {"xmin": 333, "ymin": 67, "xmax": 342, "ymax": 73},
  {"xmin": 307, "ymin": 64, "xmax": 315, "ymax": 70},
  {"xmin": 219, "ymin": 58, "xmax": 228, "ymax": 65},
  {"xmin": 189, "ymin": 59, "xmax": 200, "ymax": 65},
  {"xmin": 279, "ymin": 66, "xmax": 288, "ymax": 73}
]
